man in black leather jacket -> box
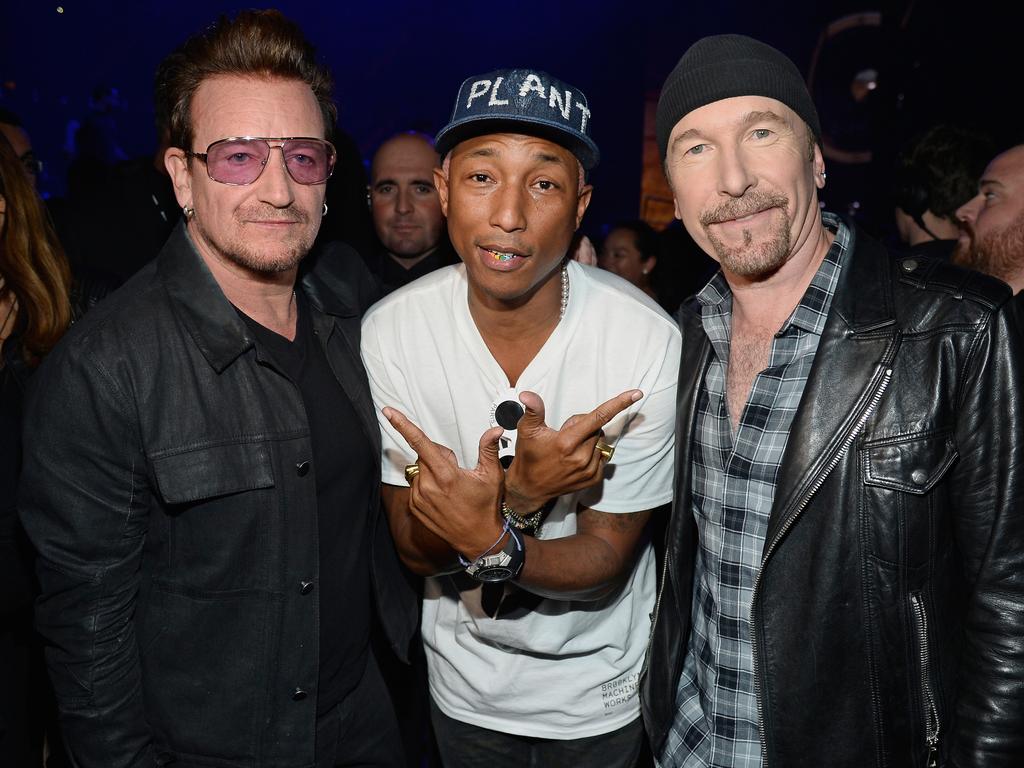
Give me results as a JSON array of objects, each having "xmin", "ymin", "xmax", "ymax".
[
  {"xmin": 18, "ymin": 11, "xmax": 415, "ymax": 767},
  {"xmin": 642, "ymin": 34, "xmax": 1024, "ymax": 768}
]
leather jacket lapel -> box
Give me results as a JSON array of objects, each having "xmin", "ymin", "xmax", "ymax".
[{"xmin": 765, "ymin": 222, "xmax": 902, "ymax": 547}]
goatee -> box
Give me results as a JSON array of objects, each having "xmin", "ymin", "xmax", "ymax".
[{"xmin": 700, "ymin": 189, "xmax": 791, "ymax": 279}]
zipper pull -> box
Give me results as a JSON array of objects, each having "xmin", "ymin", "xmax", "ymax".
[{"xmin": 926, "ymin": 744, "xmax": 938, "ymax": 768}]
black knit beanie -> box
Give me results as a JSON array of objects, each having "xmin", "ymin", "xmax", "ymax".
[{"xmin": 656, "ymin": 34, "xmax": 821, "ymax": 159}]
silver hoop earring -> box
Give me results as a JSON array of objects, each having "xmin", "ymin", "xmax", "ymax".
[
  {"xmin": 182, "ymin": 205, "xmax": 195, "ymax": 219},
  {"xmin": 322, "ymin": 203, "xmax": 328, "ymax": 216}
]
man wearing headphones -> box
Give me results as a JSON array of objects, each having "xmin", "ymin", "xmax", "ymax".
[{"xmin": 892, "ymin": 124, "xmax": 993, "ymax": 260}]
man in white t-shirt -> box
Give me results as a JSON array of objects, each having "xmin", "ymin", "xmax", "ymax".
[{"xmin": 361, "ymin": 68, "xmax": 680, "ymax": 767}]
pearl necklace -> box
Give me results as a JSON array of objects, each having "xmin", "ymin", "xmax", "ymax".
[{"xmin": 559, "ymin": 262, "xmax": 569, "ymax": 319}]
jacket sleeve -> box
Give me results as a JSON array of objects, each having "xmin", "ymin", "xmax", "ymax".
[
  {"xmin": 948, "ymin": 295, "xmax": 1024, "ymax": 767},
  {"xmin": 18, "ymin": 341, "xmax": 156, "ymax": 768}
]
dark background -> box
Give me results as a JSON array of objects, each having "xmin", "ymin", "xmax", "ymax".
[{"xmin": 1, "ymin": 0, "xmax": 1017, "ymax": 241}]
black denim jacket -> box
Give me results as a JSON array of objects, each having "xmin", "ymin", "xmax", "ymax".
[{"xmin": 19, "ymin": 225, "xmax": 416, "ymax": 768}]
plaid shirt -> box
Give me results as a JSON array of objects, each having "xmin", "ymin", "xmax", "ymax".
[{"xmin": 660, "ymin": 214, "xmax": 850, "ymax": 768}]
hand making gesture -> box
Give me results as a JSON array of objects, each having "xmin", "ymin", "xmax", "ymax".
[
  {"xmin": 503, "ymin": 389, "xmax": 642, "ymax": 515},
  {"xmin": 382, "ymin": 407, "xmax": 508, "ymax": 560}
]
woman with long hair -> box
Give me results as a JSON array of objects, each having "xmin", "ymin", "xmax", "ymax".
[
  {"xmin": 1, "ymin": 130, "xmax": 74, "ymax": 764},
  {"xmin": 0, "ymin": 136, "xmax": 72, "ymax": 369}
]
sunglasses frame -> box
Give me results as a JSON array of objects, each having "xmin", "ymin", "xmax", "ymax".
[{"xmin": 185, "ymin": 136, "xmax": 337, "ymax": 186}]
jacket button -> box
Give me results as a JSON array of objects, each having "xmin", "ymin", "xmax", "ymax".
[
  {"xmin": 911, "ymin": 469, "xmax": 928, "ymax": 485},
  {"xmin": 292, "ymin": 687, "xmax": 307, "ymax": 701},
  {"xmin": 901, "ymin": 258, "xmax": 919, "ymax": 273},
  {"xmin": 296, "ymin": 460, "xmax": 310, "ymax": 477},
  {"xmin": 300, "ymin": 580, "xmax": 314, "ymax": 595}
]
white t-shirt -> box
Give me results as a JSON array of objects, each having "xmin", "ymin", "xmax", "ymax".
[{"xmin": 361, "ymin": 261, "xmax": 680, "ymax": 738}]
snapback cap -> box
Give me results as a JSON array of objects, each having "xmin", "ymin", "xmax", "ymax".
[{"xmin": 435, "ymin": 68, "xmax": 600, "ymax": 170}]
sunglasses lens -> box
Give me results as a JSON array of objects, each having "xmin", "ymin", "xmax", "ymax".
[
  {"xmin": 206, "ymin": 139, "xmax": 270, "ymax": 184},
  {"xmin": 282, "ymin": 139, "xmax": 334, "ymax": 184}
]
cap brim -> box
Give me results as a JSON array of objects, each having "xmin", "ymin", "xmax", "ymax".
[{"xmin": 436, "ymin": 115, "xmax": 600, "ymax": 171}]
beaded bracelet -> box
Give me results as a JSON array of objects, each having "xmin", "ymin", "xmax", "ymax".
[{"xmin": 500, "ymin": 501, "xmax": 544, "ymax": 534}]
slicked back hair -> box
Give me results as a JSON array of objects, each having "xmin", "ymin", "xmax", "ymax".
[{"xmin": 154, "ymin": 9, "xmax": 336, "ymax": 154}]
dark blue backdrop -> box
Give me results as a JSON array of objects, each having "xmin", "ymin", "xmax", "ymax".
[{"xmin": 0, "ymin": 0, "xmax": 1013, "ymax": 238}]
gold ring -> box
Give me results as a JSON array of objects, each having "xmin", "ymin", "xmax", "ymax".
[
  {"xmin": 404, "ymin": 463, "xmax": 420, "ymax": 482},
  {"xmin": 595, "ymin": 439, "xmax": 614, "ymax": 462}
]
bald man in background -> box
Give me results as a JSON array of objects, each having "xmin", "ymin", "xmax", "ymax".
[{"xmin": 365, "ymin": 132, "xmax": 458, "ymax": 294}]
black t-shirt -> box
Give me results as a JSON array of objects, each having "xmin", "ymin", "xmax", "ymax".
[{"xmin": 237, "ymin": 292, "xmax": 373, "ymax": 715}]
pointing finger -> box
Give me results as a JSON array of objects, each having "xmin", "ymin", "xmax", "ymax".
[
  {"xmin": 382, "ymin": 407, "xmax": 443, "ymax": 464},
  {"xmin": 566, "ymin": 389, "xmax": 642, "ymax": 439}
]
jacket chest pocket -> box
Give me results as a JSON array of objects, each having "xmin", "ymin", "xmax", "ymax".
[
  {"xmin": 151, "ymin": 441, "xmax": 275, "ymax": 504},
  {"xmin": 860, "ymin": 430, "xmax": 958, "ymax": 568},
  {"xmin": 862, "ymin": 430, "xmax": 958, "ymax": 495},
  {"xmin": 149, "ymin": 441, "xmax": 277, "ymax": 587}
]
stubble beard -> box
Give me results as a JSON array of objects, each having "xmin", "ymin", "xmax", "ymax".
[
  {"xmin": 196, "ymin": 205, "xmax": 317, "ymax": 274},
  {"xmin": 700, "ymin": 190, "xmax": 792, "ymax": 279},
  {"xmin": 952, "ymin": 217, "xmax": 1024, "ymax": 287}
]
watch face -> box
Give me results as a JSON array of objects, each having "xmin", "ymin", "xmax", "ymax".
[{"xmin": 474, "ymin": 565, "xmax": 515, "ymax": 583}]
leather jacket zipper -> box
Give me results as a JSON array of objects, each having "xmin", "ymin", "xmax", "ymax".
[
  {"xmin": 910, "ymin": 591, "xmax": 941, "ymax": 768},
  {"xmin": 750, "ymin": 357, "xmax": 895, "ymax": 765},
  {"xmin": 639, "ymin": 540, "xmax": 672, "ymax": 684}
]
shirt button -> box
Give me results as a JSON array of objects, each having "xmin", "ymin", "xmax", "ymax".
[
  {"xmin": 296, "ymin": 460, "xmax": 310, "ymax": 477},
  {"xmin": 911, "ymin": 469, "xmax": 928, "ymax": 486},
  {"xmin": 300, "ymin": 580, "xmax": 314, "ymax": 595},
  {"xmin": 292, "ymin": 687, "xmax": 308, "ymax": 701}
]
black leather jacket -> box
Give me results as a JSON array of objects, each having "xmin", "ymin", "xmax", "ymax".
[
  {"xmin": 641, "ymin": 224, "xmax": 1024, "ymax": 768},
  {"xmin": 18, "ymin": 225, "xmax": 416, "ymax": 768}
]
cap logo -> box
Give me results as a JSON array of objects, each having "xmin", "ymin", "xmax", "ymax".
[
  {"xmin": 463, "ymin": 71, "xmax": 590, "ymax": 132},
  {"xmin": 437, "ymin": 67, "xmax": 601, "ymax": 170}
]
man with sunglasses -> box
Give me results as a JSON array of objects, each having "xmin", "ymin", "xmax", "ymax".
[
  {"xmin": 361, "ymin": 69, "xmax": 680, "ymax": 767},
  {"xmin": 19, "ymin": 11, "xmax": 414, "ymax": 768}
]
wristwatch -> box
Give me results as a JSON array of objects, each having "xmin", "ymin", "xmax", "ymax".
[{"xmin": 464, "ymin": 526, "xmax": 525, "ymax": 583}]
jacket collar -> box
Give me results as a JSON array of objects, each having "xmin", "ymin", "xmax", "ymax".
[
  {"xmin": 157, "ymin": 223, "xmax": 360, "ymax": 373},
  {"xmin": 823, "ymin": 217, "xmax": 897, "ymax": 334}
]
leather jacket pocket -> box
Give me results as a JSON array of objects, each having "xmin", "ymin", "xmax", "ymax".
[
  {"xmin": 862, "ymin": 430, "xmax": 958, "ymax": 494},
  {"xmin": 151, "ymin": 441, "xmax": 274, "ymax": 504}
]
